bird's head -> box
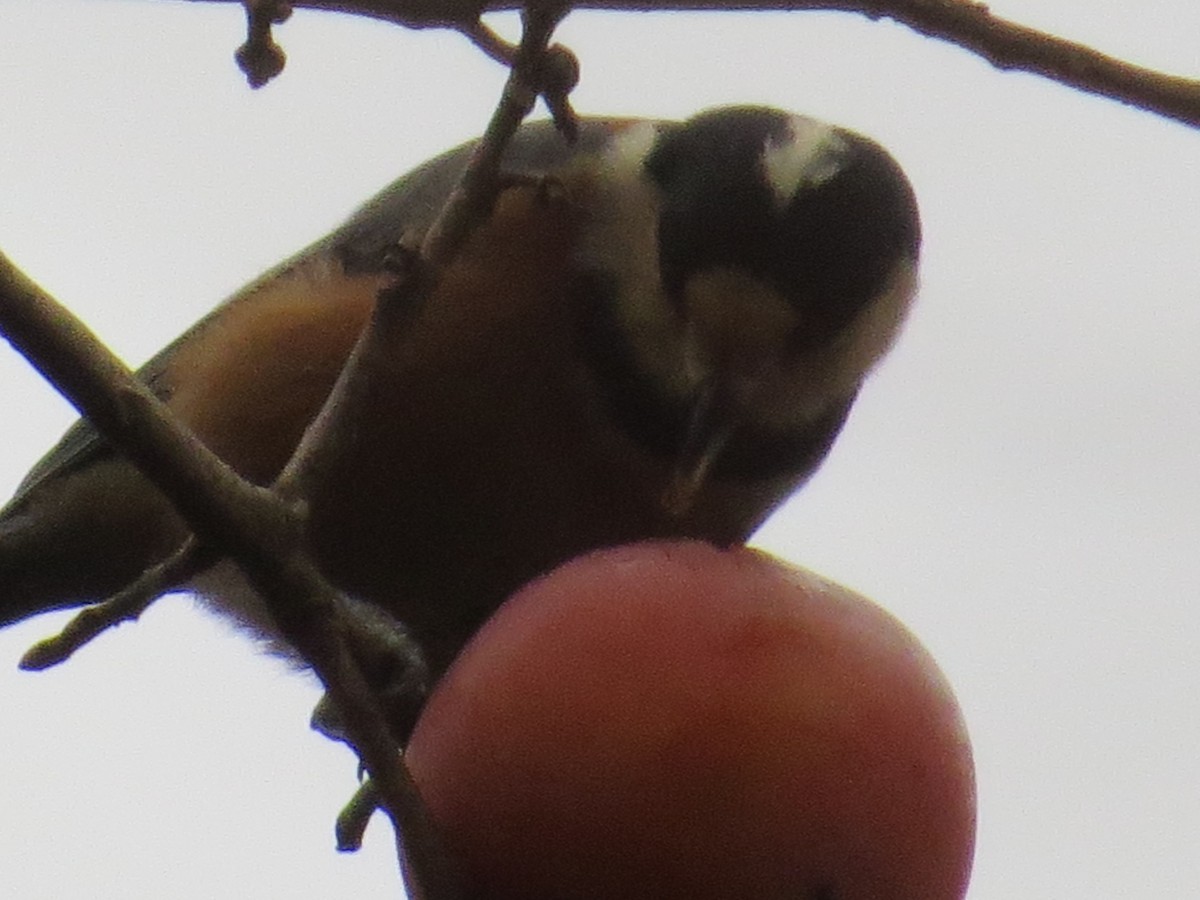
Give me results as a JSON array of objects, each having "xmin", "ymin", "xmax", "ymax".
[{"xmin": 572, "ymin": 106, "xmax": 920, "ymax": 511}]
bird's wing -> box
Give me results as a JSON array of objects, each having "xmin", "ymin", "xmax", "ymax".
[{"xmin": 4, "ymin": 120, "xmax": 627, "ymax": 509}]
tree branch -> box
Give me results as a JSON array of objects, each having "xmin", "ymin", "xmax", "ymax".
[
  {"xmin": 179, "ymin": 0, "xmax": 1198, "ymax": 127},
  {"xmin": 0, "ymin": 253, "xmax": 459, "ymax": 899},
  {"xmin": 1, "ymin": 4, "xmax": 587, "ymax": 893},
  {"xmin": 419, "ymin": 3, "xmax": 576, "ymax": 269}
]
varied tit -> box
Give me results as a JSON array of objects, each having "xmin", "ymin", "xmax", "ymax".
[{"xmin": 0, "ymin": 106, "xmax": 920, "ymax": 682}]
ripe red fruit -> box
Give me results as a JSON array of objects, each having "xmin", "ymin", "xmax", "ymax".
[{"xmin": 406, "ymin": 540, "xmax": 975, "ymax": 898}]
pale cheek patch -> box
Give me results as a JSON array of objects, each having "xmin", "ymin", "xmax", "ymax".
[
  {"xmin": 682, "ymin": 269, "xmax": 798, "ymax": 377},
  {"xmin": 569, "ymin": 135, "xmax": 706, "ymax": 406},
  {"xmin": 804, "ymin": 259, "xmax": 918, "ymax": 405},
  {"xmin": 749, "ymin": 259, "xmax": 918, "ymax": 430},
  {"xmin": 835, "ymin": 258, "xmax": 920, "ymax": 383}
]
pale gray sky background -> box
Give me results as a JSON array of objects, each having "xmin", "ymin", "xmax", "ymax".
[{"xmin": 1, "ymin": 2, "xmax": 1198, "ymax": 896}]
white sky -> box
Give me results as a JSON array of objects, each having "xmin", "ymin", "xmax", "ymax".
[{"xmin": 1, "ymin": 2, "xmax": 1198, "ymax": 897}]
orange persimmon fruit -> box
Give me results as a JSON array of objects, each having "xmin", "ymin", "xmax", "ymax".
[{"xmin": 406, "ymin": 540, "xmax": 975, "ymax": 899}]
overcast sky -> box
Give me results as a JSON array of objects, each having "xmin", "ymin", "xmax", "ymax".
[{"xmin": 1, "ymin": 2, "xmax": 1198, "ymax": 897}]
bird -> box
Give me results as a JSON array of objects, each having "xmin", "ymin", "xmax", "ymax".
[{"xmin": 0, "ymin": 105, "xmax": 920, "ymax": 686}]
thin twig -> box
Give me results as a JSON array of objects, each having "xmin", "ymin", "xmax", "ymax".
[
  {"xmin": 172, "ymin": 0, "xmax": 1200, "ymax": 128},
  {"xmin": 847, "ymin": 0, "xmax": 1200, "ymax": 128},
  {"xmin": 421, "ymin": 2, "xmax": 574, "ymax": 268},
  {"xmin": 235, "ymin": 0, "xmax": 292, "ymax": 87},
  {"xmin": 336, "ymin": 779, "xmax": 384, "ymax": 852},
  {"xmin": 309, "ymin": 4, "xmax": 577, "ymax": 856},
  {"xmin": 19, "ymin": 540, "xmax": 215, "ymax": 671},
  {"xmin": 460, "ymin": 17, "xmax": 517, "ymax": 65}
]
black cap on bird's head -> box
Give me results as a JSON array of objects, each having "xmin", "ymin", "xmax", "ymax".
[
  {"xmin": 645, "ymin": 106, "xmax": 920, "ymax": 350},
  {"xmin": 578, "ymin": 106, "xmax": 921, "ymax": 510}
]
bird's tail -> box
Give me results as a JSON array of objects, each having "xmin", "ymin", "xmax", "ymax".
[{"xmin": 0, "ymin": 458, "xmax": 188, "ymax": 629}]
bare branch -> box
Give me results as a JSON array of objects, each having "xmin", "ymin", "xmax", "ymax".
[
  {"xmin": 0, "ymin": 252, "xmax": 460, "ymax": 900},
  {"xmin": 0, "ymin": 1, "xmax": 587, "ymax": 890},
  {"xmin": 420, "ymin": 2, "xmax": 575, "ymax": 269},
  {"xmin": 19, "ymin": 540, "xmax": 215, "ymax": 671},
  {"xmin": 336, "ymin": 780, "xmax": 384, "ymax": 852},
  {"xmin": 174, "ymin": 0, "xmax": 1200, "ymax": 128},
  {"xmin": 836, "ymin": 0, "xmax": 1200, "ymax": 128}
]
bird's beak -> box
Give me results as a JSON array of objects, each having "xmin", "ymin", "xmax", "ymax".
[{"xmin": 661, "ymin": 380, "xmax": 736, "ymax": 517}]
